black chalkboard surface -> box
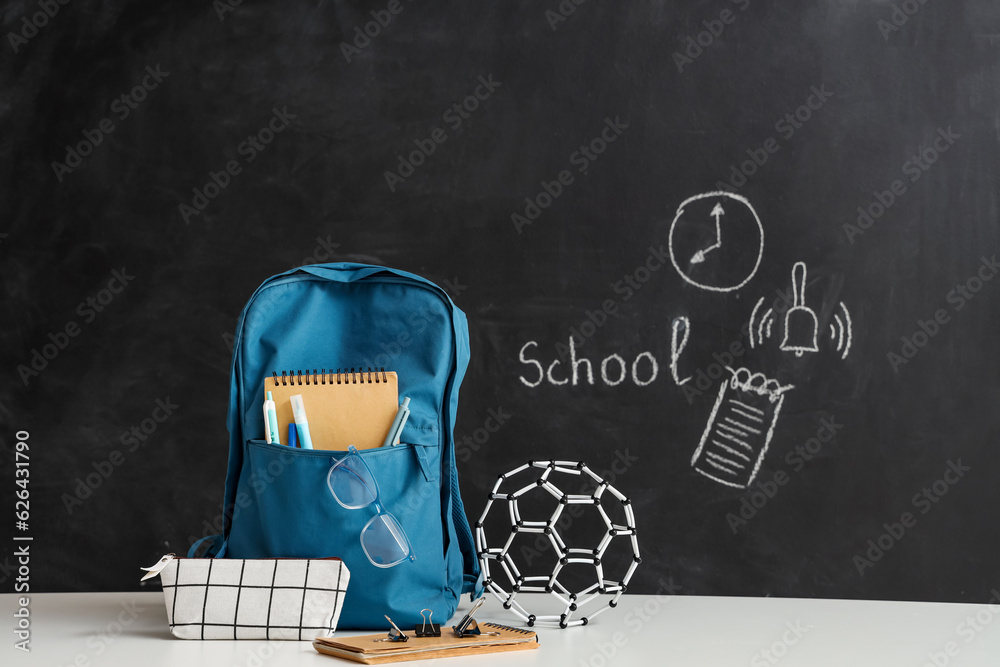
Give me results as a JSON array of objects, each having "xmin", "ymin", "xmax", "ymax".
[{"xmin": 3, "ymin": 0, "xmax": 1000, "ymax": 606}]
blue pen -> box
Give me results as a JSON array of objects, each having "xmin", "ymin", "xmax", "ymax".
[{"xmin": 287, "ymin": 422, "xmax": 298, "ymax": 448}]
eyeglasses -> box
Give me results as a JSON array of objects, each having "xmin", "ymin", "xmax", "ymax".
[{"xmin": 326, "ymin": 445, "xmax": 415, "ymax": 568}]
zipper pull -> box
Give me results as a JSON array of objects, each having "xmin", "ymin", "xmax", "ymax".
[{"xmin": 139, "ymin": 553, "xmax": 175, "ymax": 581}]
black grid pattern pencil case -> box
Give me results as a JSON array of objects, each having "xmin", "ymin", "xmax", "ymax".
[{"xmin": 152, "ymin": 555, "xmax": 350, "ymax": 640}]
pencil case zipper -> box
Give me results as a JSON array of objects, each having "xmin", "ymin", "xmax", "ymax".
[{"xmin": 140, "ymin": 553, "xmax": 342, "ymax": 581}]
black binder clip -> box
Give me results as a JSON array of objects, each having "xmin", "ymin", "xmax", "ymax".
[
  {"xmin": 415, "ymin": 609, "xmax": 440, "ymax": 637},
  {"xmin": 453, "ymin": 597, "xmax": 499, "ymax": 637},
  {"xmin": 373, "ymin": 615, "xmax": 408, "ymax": 642}
]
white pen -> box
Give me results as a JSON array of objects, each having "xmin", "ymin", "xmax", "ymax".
[
  {"xmin": 263, "ymin": 391, "xmax": 279, "ymax": 444},
  {"xmin": 290, "ymin": 394, "xmax": 313, "ymax": 450}
]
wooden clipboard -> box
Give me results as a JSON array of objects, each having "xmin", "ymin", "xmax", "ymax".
[{"xmin": 312, "ymin": 624, "xmax": 539, "ymax": 664}]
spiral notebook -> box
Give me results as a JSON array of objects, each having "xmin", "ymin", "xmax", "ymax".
[{"xmin": 265, "ymin": 369, "xmax": 398, "ymax": 451}]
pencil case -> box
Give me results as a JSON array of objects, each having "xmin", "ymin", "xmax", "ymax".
[{"xmin": 141, "ymin": 554, "xmax": 349, "ymax": 640}]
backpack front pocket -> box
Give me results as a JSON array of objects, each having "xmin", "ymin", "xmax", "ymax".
[{"xmin": 227, "ymin": 439, "xmax": 452, "ymax": 628}]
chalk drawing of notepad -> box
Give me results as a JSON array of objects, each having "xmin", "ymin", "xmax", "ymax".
[{"xmin": 690, "ymin": 367, "xmax": 793, "ymax": 489}]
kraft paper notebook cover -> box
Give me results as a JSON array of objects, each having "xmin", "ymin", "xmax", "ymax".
[
  {"xmin": 266, "ymin": 369, "xmax": 398, "ymax": 450},
  {"xmin": 312, "ymin": 623, "xmax": 539, "ymax": 664}
]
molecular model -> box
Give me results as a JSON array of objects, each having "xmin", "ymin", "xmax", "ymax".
[{"xmin": 475, "ymin": 460, "xmax": 640, "ymax": 628}]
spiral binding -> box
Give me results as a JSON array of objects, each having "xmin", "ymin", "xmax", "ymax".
[
  {"xmin": 270, "ymin": 367, "xmax": 388, "ymax": 386},
  {"xmin": 483, "ymin": 623, "xmax": 531, "ymax": 635}
]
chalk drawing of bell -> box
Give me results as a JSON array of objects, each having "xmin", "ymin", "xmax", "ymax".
[{"xmin": 780, "ymin": 261, "xmax": 819, "ymax": 357}]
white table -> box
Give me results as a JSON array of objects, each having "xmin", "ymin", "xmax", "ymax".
[{"xmin": 4, "ymin": 591, "xmax": 999, "ymax": 666}]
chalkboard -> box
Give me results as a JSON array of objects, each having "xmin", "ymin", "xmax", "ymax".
[{"xmin": 3, "ymin": 0, "xmax": 1000, "ymax": 607}]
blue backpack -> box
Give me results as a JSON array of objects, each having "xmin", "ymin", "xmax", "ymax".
[{"xmin": 190, "ymin": 263, "xmax": 482, "ymax": 629}]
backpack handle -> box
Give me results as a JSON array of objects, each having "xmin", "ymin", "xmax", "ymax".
[{"xmin": 295, "ymin": 264, "xmax": 389, "ymax": 284}]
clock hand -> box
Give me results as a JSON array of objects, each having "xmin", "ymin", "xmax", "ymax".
[{"xmin": 690, "ymin": 203, "xmax": 725, "ymax": 264}]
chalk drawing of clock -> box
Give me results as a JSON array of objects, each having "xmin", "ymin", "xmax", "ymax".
[{"xmin": 668, "ymin": 190, "xmax": 764, "ymax": 293}]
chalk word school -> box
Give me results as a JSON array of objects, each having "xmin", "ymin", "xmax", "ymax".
[
  {"xmin": 519, "ymin": 338, "xmax": 659, "ymax": 387},
  {"xmin": 518, "ymin": 319, "xmax": 755, "ymax": 391}
]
